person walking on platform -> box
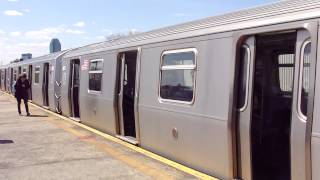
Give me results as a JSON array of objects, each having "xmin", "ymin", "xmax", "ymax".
[{"xmin": 15, "ymin": 74, "xmax": 30, "ymax": 116}]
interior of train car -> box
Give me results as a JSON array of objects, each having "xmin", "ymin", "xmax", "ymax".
[
  {"xmin": 28, "ymin": 65, "xmax": 33, "ymax": 100},
  {"xmin": 43, "ymin": 63, "xmax": 50, "ymax": 107},
  {"xmin": 237, "ymin": 29, "xmax": 312, "ymax": 180},
  {"xmin": 69, "ymin": 59, "xmax": 80, "ymax": 120},
  {"xmin": 252, "ymin": 32, "xmax": 296, "ymax": 180},
  {"xmin": 116, "ymin": 51, "xmax": 138, "ymax": 143}
]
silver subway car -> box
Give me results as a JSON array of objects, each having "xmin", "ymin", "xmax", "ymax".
[
  {"xmin": 1, "ymin": 0, "xmax": 320, "ymax": 179},
  {"xmin": 2, "ymin": 51, "xmax": 68, "ymax": 112}
]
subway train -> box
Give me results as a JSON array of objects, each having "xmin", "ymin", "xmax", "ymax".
[{"xmin": 1, "ymin": 0, "xmax": 320, "ymax": 179}]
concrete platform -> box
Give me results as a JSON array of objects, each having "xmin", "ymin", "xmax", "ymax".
[{"xmin": 0, "ymin": 92, "xmax": 201, "ymax": 180}]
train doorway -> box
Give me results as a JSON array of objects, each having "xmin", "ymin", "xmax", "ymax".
[
  {"xmin": 43, "ymin": 63, "xmax": 50, "ymax": 107},
  {"xmin": 4, "ymin": 69, "xmax": 7, "ymax": 91},
  {"xmin": 69, "ymin": 59, "xmax": 80, "ymax": 120},
  {"xmin": 236, "ymin": 30, "xmax": 315, "ymax": 180},
  {"xmin": 0, "ymin": 70, "xmax": 2, "ymax": 90},
  {"xmin": 116, "ymin": 50, "xmax": 140, "ymax": 145},
  {"xmin": 28, "ymin": 65, "xmax": 33, "ymax": 100},
  {"xmin": 10, "ymin": 68, "xmax": 13, "ymax": 93}
]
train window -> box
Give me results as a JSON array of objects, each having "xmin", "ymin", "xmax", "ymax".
[
  {"xmin": 13, "ymin": 70, "xmax": 17, "ymax": 81},
  {"xmin": 22, "ymin": 68, "xmax": 27, "ymax": 74},
  {"xmin": 159, "ymin": 48, "xmax": 197, "ymax": 103},
  {"xmin": 299, "ymin": 41, "xmax": 311, "ymax": 118},
  {"xmin": 88, "ymin": 59, "xmax": 103, "ymax": 92},
  {"xmin": 237, "ymin": 45, "xmax": 251, "ymax": 110},
  {"xmin": 34, "ymin": 66, "xmax": 40, "ymax": 84},
  {"xmin": 278, "ymin": 53, "xmax": 295, "ymax": 93}
]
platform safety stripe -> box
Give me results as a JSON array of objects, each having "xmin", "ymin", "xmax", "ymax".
[{"xmin": 3, "ymin": 92, "xmax": 219, "ymax": 180}]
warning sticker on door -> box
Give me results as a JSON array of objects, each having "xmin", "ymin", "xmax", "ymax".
[{"xmin": 81, "ymin": 60, "xmax": 89, "ymax": 71}]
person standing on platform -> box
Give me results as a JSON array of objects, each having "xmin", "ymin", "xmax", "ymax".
[{"xmin": 14, "ymin": 74, "xmax": 30, "ymax": 116}]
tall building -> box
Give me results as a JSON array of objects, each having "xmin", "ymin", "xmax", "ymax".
[
  {"xmin": 21, "ymin": 53, "xmax": 32, "ymax": 61},
  {"xmin": 49, "ymin": 38, "xmax": 61, "ymax": 53}
]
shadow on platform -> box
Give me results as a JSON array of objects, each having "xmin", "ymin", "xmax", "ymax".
[{"xmin": 0, "ymin": 140, "xmax": 14, "ymax": 144}]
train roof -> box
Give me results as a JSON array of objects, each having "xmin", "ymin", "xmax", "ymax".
[
  {"xmin": 1, "ymin": 50, "xmax": 68, "ymax": 68},
  {"xmin": 64, "ymin": 0, "xmax": 320, "ymax": 58}
]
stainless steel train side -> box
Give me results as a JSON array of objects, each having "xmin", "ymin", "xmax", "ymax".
[
  {"xmin": 61, "ymin": 1, "xmax": 320, "ymax": 179},
  {"xmin": 0, "ymin": 0, "xmax": 320, "ymax": 179},
  {"xmin": 3, "ymin": 51, "xmax": 67, "ymax": 112},
  {"xmin": 29, "ymin": 52, "xmax": 68, "ymax": 112}
]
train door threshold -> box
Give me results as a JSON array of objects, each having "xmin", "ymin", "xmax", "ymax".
[
  {"xmin": 43, "ymin": 106, "xmax": 49, "ymax": 110},
  {"xmin": 116, "ymin": 135, "xmax": 138, "ymax": 145},
  {"xmin": 69, "ymin": 117, "xmax": 81, "ymax": 122}
]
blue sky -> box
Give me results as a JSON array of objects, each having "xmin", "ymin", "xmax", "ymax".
[{"xmin": 0, "ymin": 0, "xmax": 276, "ymax": 64}]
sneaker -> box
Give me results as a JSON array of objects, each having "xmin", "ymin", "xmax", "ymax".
[
  {"xmin": 19, "ymin": 113, "xmax": 22, "ymax": 116},
  {"xmin": 26, "ymin": 113, "xmax": 30, "ymax": 116}
]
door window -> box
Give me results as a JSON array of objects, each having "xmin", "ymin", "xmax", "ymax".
[
  {"xmin": 237, "ymin": 45, "xmax": 251, "ymax": 110},
  {"xmin": 299, "ymin": 41, "xmax": 311, "ymax": 117}
]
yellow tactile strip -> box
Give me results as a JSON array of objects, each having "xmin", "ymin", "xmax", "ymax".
[{"xmin": 3, "ymin": 92, "xmax": 219, "ymax": 180}]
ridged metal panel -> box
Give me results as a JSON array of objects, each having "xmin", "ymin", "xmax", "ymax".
[
  {"xmin": 64, "ymin": 0, "xmax": 320, "ymax": 58},
  {"xmin": 28, "ymin": 50, "xmax": 67, "ymax": 62},
  {"xmin": 5, "ymin": 50, "xmax": 68, "ymax": 68}
]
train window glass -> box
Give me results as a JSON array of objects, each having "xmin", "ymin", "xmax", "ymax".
[
  {"xmin": 278, "ymin": 54, "xmax": 295, "ymax": 93},
  {"xmin": 237, "ymin": 46, "xmax": 250, "ymax": 110},
  {"xmin": 34, "ymin": 66, "xmax": 40, "ymax": 84},
  {"xmin": 160, "ymin": 48, "xmax": 197, "ymax": 103},
  {"xmin": 162, "ymin": 52, "xmax": 195, "ymax": 66},
  {"xmin": 88, "ymin": 59, "xmax": 103, "ymax": 92},
  {"xmin": 299, "ymin": 41, "xmax": 311, "ymax": 117},
  {"xmin": 13, "ymin": 70, "xmax": 17, "ymax": 81},
  {"xmin": 22, "ymin": 68, "xmax": 27, "ymax": 74}
]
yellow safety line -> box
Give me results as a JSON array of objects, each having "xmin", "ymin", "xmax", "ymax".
[{"xmin": 3, "ymin": 92, "xmax": 219, "ymax": 180}]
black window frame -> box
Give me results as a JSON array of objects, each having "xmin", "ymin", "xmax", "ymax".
[{"xmin": 88, "ymin": 59, "xmax": 104, "ymax": 93}]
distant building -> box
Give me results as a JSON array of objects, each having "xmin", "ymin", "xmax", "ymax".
[
  {"xmin": 50, "ymin": 38, "xmax": 61, "ymax": 53},
  {"xmin": 21, "ymin": 53, "xmax": 32, "ymax": 61}
]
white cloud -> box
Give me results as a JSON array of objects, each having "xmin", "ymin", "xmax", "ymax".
[
  {"xmin": 8, "ymin": 0, "xmax": 19, "ymax": 2},
  {"xmin": 10, "ymin": 31, "xmax": 21, "ymax": 37},
  {"xmin": 73, "ymin": 21, "xmax": 85, "ymax": 28},
  {"xmin": 24, "ymin": 27, "xmax": 85, "ymax": 41},
  {"xmin": 17, "ymin": 42, "xmax": 48, "ymax": 47},
  {"xmin": 4, "ymin": 10, "xmax": 23, "ymax": 16},
  {"xmin": 25, "ymin": 27, "xmax": 65, "ymax": 40},
  {"xmin": 65, "ymin": 29, "xmax": 85, "ymax": 34},
  {"xmin": 0, "ymin": 26, "xmax": 87, "ymax": 64},
  {"xmin": 23, "ymin": 9, "xmax": 31, "ymax": 13}
]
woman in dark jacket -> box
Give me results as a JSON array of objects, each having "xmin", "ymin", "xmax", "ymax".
[{"xmin": 15, "ymin": 74, "xmax": 30, "ymax": 116}]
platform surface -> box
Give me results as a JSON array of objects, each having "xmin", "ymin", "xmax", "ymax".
[{"xmin": 0, "ymin": 92, "xmax": 199, "ymax": 180}]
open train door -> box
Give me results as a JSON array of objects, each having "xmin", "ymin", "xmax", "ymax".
[
  {"xmin": 236, "ymin": 36, "xmax": 255, "ymax": 180},
  {"xmin": 290, "ymin": 26, "xmax": 317, "ymax": 180},
  {"xmin": 28, "ymin": 65, "xmax": 33, "ymax": 100},
  {"xmin": 116, "ymin": 49, "xmax": 141, "ymax": 145},
  {"xmin": 69, "ymin": 59, "xmax": 80, "ymax": 121},
  {"xmin": 42, "ymin": 63, "xmax": 50, "ymax": 107},
  {"xmin": 236, "ymin": 24, "xmax": 317, "ymax": 180}
]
